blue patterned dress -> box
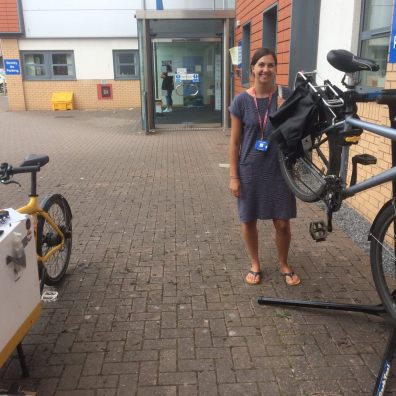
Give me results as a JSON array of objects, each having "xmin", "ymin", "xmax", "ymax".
[{"xmin": 229, "ymin": 88, "xmax": 296, "ymax": 222}]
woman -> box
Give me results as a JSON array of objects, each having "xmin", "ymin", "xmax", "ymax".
[
  {"xmin": 160, "ymin": 65, "xmax": 174, "ymax": 112},
  {"xmin": 228, "ymin": 48, "xmax": 300, "ymax": 286}
]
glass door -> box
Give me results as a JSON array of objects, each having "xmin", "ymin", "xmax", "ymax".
[{"xmin": 152, "ymin": 39, "xmax": 222, "ymax": 128}]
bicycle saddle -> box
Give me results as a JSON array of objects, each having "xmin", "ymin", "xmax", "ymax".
[
  {"xmin": 20, "ymin": 154, "xmax": 49, "ymax": 168},
  {"xmin": 327, "ymin": 49, "xmax": 379, "ymax": 73}
]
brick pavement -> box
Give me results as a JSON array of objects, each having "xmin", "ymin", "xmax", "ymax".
[{"xmin": 0, "ymin": 108, "xmax": 394, "ymax": 395}]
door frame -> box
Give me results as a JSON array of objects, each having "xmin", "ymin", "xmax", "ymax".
[{"xmin": 136, "ymin": 10, "xmax": 233, "ymax": 131}]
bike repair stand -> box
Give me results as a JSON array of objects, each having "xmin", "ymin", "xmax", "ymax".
[{"xmin": 258, "ymin": 98, "xmax": 396, "ymax": 395}]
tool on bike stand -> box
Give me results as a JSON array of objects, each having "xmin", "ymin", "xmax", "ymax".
[{"xmin": 260, "ymin": 50, "xmax": 396, "ymax": 395}]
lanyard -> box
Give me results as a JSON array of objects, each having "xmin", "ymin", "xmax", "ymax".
[{"xmin": 251, "ymin": 87, "xmax": 273, "ymax": 140}]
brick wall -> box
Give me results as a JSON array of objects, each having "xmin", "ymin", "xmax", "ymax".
[
  {"xmin": 1, "ymin": 38, "xmax": 26, "ymax": 111},
  {"xmin": 23, "ymin": 80, "xmax": 141, "ymax": 110},
  {"xmin": 234, "ymin": 0, "xmax": 292, "ymax": 94},
  {"xmin": 0, "ymin": 0, "xmax": 21, "ymax": 34},
  {"xmin": 1, "ymin": 37, "xmax": 141, "ymax": 111}
]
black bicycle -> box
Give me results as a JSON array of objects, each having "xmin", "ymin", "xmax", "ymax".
[{"xmin": 272, "ymin": 49, "xmax": 396, "ymax": 323}]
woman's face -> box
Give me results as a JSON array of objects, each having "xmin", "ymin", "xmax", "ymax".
[{"xmin": 251, "ymin": 54, "xmax": 277, "ymax": 85}]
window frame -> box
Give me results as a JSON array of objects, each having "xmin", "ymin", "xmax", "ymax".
[
  {"xmin": 113, "ymin": 50, "xmax": 139, "ymax": 80},
  {"xmin": 241, "ymin": 22, "xmax": 251, "ymax": 87},
  {"xmin": 358, "ymin": 0, "xmax": 392, "ymax": 89},
  {"xmin": 262, "ymin": 4, "xmax": 278, "ymax": 52},
  {"xmin": 21, "ymin": 50, "xmax": 76, "ymax": 81}
]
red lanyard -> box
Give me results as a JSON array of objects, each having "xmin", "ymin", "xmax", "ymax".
[{"xmin": 251, "ymin": 87, "xmax": 273, "ymax": 139}]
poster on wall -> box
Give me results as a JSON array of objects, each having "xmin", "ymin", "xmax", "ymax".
[{"xmin": 215, "ymin": 54, "xmax": 221, "ymax": 111}]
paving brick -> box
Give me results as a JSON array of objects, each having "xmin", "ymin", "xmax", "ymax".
[
  {"xmin": 158, "ymin": 371, "xmax": 197, "ymax": 385},
  {"xmin": 139, "ymin": 361, "xmax": 158, "ymax": 385},
  {"xmin": 58, "ymin": 364, "xmax": 83, "ymax": 390}
]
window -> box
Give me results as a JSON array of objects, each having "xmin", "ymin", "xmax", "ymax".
[
  {"xmin": 113, "ymin": 50, "xmax": 139, "ymax": 79},
  {"xmin": 262, "ymin": 5, "xmax": 278, "ymax": 52},
  {"xmin": 22, "ymin": 51, "xmax": 75, "ymax": 80},
  {"xmin": 242, "ymin": 23, "xmax": 251, "ymax": 86},
  {"xmin": 359, "ymin": 0, "xmax": 393, "ymax": 88}
]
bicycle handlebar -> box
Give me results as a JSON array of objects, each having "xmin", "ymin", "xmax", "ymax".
[{"xmin": 0, "ymin": 163, "xmax": 41, "ymax": 183}]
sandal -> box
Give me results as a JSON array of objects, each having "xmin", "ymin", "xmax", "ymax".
[
  {"xmin": 245, "ymin": 270, "xmax": 262, "ymax": 285},
  {"xmin": 280, "ymin": 270, "xmax": 301, "ymax": 286}
]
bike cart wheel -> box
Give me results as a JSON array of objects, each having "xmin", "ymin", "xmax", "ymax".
[
  {"xmin": 370, "ymin": 203, "xmax": 396, "ymax": 322},
  {"xmin": 278, "ymin": 132, "xmax": 341, "ymax": 202},
  {"xmin": 37, "ymin": 194, "xmax": 72, "ymax": 285}
]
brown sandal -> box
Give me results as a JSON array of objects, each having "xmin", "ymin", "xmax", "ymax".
[
  {"xmin": 280, "ymin": 271, "xmax": 301, "ymax": 286},
  {"xmin": 245, "ymin": 270, "xmax": 262, "ymax": 285}
]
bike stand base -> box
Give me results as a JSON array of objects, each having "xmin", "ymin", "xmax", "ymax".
[{"xmin": 257, "ymin": 297, "xmax": 394, "ymax": 395}]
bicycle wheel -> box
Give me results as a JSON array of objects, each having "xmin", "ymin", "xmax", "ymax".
[
  {"xmin": 37, "ymin": 194, "xmax": 72, "ymax": 285},
  {"xmin": 370, "ymin": 202, "xmax": 396, "ymax": 322},
  {"xmin": 175, "ymin": 84, "xmax": 184, "ymax": 96},
  {"xmin": 278, "ymin": 132, "xmax": 341, "ymax": 202}
]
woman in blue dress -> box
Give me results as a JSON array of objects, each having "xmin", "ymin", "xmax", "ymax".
[{"xmin": 228, "ymin": 48, "xmax": 300, "ymax": 286}]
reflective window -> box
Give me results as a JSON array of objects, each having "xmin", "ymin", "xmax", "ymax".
[
  {"xmin": 22, "ymin": 51, "xmax": 75, "ymax": 80},
  {"xmin": 114, "ymin": 50, "xmax": 139, "ymax": 79},
  {"xmin": 360, "ymin": 0, "xmax": 393, "ymax": 88}
]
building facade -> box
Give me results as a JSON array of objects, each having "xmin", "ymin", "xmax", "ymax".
[
  {"xmin": 234, "ymin": 0, "xmax": 395, "ymax": 225},
  {"xmin": 0, "ymin": 0, "xmax": 235, "ymax": 131}
]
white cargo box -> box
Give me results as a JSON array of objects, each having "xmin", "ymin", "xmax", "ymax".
[{"xmin": 0, "ymin": 208, "xmax": 41, "ymax": 367}]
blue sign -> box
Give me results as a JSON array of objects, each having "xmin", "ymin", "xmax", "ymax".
[
  {"xmin": 175, "ymin": 73, "xmax": 181, "ymax": 83},
  {"xmin": 4, "ymin": 59, "xmax": 20, "ymax": 75},
  {"xmin": 390, "ymin": 2, "xmax": 396, "ymax": 62},
  {"xmin": 156, "ymin": 0, "xmax": 163, "ymax": 10},
  {"xmin": 238, "ymin": 41, "xmax": 242, "ymax": 69},
  {"xmin": 192, "ymin": 73, "xmax": 199, "ymax": 83}
]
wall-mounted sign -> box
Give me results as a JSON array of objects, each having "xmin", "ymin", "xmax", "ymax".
[
  {"xmin": 4, "ymin": 59, "xmax": 20, "ymax": 75},
  {"xmin": 390, "ymin": 2, "xmax": 396, "ymax": 63}
]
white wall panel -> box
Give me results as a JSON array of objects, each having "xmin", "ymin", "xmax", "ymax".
[
  {"xmin": 19, "ymin": 38, "xmax": 138, "ymax": 79},
  {"xmin": 21, "ymin": 0, "xmax": 138, "ymax": 38},
  {"xmin": 316, "ymin": 0, "xmax": 362, "ymax": 88}
]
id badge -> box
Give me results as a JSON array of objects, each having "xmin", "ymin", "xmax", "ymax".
[{"xmin": 255, "ymin": 139, "xmax": 268, "ymax": 152}]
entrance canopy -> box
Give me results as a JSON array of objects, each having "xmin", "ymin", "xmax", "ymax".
[{"xmin": 136, "ymin": 10, "xmax": 234, "ymax": 131}]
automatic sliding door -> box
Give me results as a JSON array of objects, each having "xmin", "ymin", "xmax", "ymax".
[{"xmin": 153, "ymin": 39, "xmax": 222, "ymax": 127}]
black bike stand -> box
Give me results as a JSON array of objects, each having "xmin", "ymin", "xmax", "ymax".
[
  {"xmin": 257, "ymin": 297, "xmax": 394, "ymax": 395},
  {"xmin": 257, "ymin": 101, "xmax": 396, "ymax": 396}
]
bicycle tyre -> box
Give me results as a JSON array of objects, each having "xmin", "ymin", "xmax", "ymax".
[
  {"xmin": 37, "ymin": 194, "xmax": 72, "ymax": 285},
  {"xmin": 370, "ymin": 202, "xmax": 396, "ymax": 322},
  {"xmin": 175, "ymin": 84, "xmax": 184, "ymax": 96},
  {"xmin": 278, "ymin": 132, "xmax": 341, "ymax": 202}
]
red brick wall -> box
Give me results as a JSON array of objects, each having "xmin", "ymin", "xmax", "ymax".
[
  {"xmin": 234, "ymin": 0, "xmax": 292, "ymax": 95},
  {"xmin": 0, "ymin": 0, "xmax": 22, "ymax": 34}
]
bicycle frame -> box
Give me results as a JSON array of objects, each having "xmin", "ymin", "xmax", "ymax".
[
  {"xmin": 332, "ymin": 115, "xmax": 396, "ymax": 199},
  {"xmin": 17, "ymin": 196, "xmax": 65, "ymax": 263}
]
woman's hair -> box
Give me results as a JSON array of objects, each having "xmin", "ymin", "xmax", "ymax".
[
  {"xmin": 250, "ymin": 48, "xmax": 277, "ymax": 70},
  {"xmin": 166, "ymin": 64, "xmax": 172, "ymax": 72}
]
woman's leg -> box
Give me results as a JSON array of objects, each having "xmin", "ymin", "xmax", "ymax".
[
  {"xmin": 167, "ymin": 90, "xmax": 173, "ymax": 110},
  {"xmin": 273, "ymin": 219, "xmax": 300, "ymax": 285},
  {"xmin": 242, "ymin": 220, "xmax": 261, "ymax": 283}
]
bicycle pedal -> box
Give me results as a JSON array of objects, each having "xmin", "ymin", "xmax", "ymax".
[
  {"xmin": 309, "ymin": 221, "xmax": 328, "ymax": 242},
  {"xmin": 352, "ymin": 153, "xmax": 377, "ymax": 165}
]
